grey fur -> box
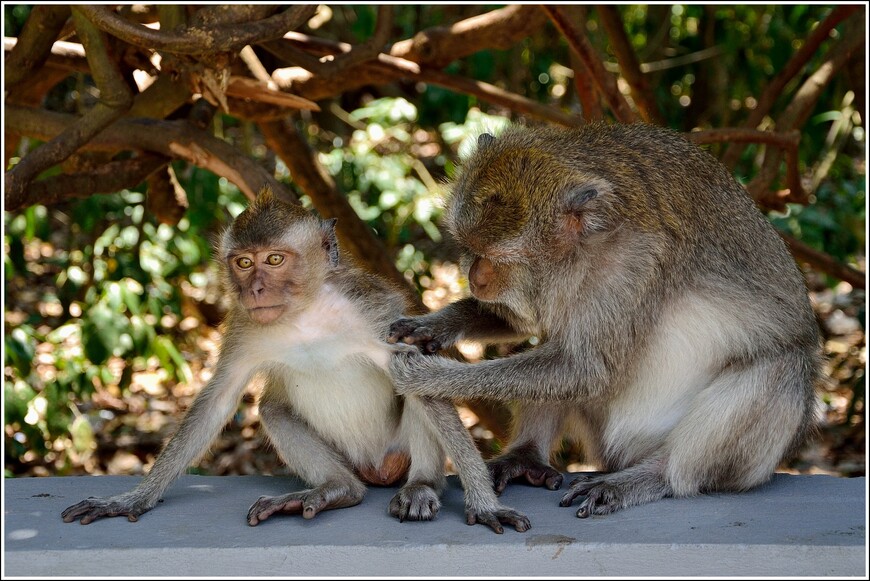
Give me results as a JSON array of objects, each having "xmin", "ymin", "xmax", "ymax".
[
  {"xmin": 388, "ymin": 123, "xmax": 821, "ymax": 517},
  {"xmin": 63, "ymin": 191, "xmax": 529, "ymax": 533}
]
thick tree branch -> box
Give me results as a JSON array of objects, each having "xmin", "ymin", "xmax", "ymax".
[
  {"xmin": 5, "ymin": 106, "xmax": 292, "ymax": 205},
  {"xmin": 5, "ymin": 9, "xmax": 135, "ymax": 209},
  {"xmin": 722, "ymin": 6, "xmax": 862, "ymax": 168},
  {"xmin": 6, "ymin": 155, "xmax": 169, "ymax": 213},
  {"xmin": 596, "ymin": 5, "xmax": 662, "ymax": 124},
  {"xmin": 319, "ymin": 6, "xmax": 394, "ymax": 75},
  {"xmin": 687, "ymin": 128, "xmax": 805, "ymax": 210},
  {"xmin": 4, "ymin": 5, "xmax": 70, "ymax": 91},
  {"xmin": 266, "ymin": 5, "xmax": 547, "ymax": 101},
  {"xmin": 72, "ymin": 5, "xmax": 317, "ymax": 55},
  {"xmin": 781, "ymin": 233, "xmax": 865, "ymax": 290},
  {"xmin": 257, "ymin": 118, "xmax": 424, "ymax": 312},
  {"xmin": 542, "ymin": 5, "xmax": 635, "ymax": 123}
]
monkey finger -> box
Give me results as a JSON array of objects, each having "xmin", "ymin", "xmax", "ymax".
[
  {"xmin": 559, "ymin": 488, "xmax": 583, "ymax": 507},
  {"xmin": 475, "ymin": 512, "xmax": 505, "ymax": 534},
  {"xmin": 423, "ymin": 340, "xmax": 441, "ymax": 354},
  {"xmin": 524, "ymin": 468, "xmax": 546, "ymax": 486},
  {"xmin": 545, "ymin": 473, "xmax": 564, "ymax": 490}
]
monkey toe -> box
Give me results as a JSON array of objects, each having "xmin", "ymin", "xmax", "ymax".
[
  {"xmin": 575, "ymin": 484, "xmax": 622, "ymax": 518},
  {"xmin": 389, "ymin": 484, "xmax": 441, "ymax": 522}
]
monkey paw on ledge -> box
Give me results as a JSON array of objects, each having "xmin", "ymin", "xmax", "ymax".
[{"xmin": 4, "ymin": 473, "xmax": 865, "ymax": 577}]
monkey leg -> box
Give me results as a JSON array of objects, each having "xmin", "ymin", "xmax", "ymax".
[
  {"xmin": 407, "ymin": 397, "xmax": 531, "ymax": 534},
  {"xmin": 559, "ymin": 458, "xmax": 671, "ymax": 518},
  {"xmin": 488, "ymin": 402, "xmax": 566, "ymax": 493},
  {"xmin": 250, "ymin": 397, "xmax": 367, "ymax": 526},
  {"xmin": 662, "ymin": 353, "xmax": 812, "ymax": 497}
]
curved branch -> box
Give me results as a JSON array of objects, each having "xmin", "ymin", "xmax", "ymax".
[
  {"xmin": 541, "ymin": 5, "xmax": 635, "ymax": 123},
  {"xmin": 5, "ymin": 105, "xmax": 292, "ymax": 205},
  {"xmin": 723, "ymin": 6, "xmax": 862, "ymax": 168},
  {"xmin": 781, "ymin": 233, "xmax": 865, "ymax": 290},
  {"xmin": 73, "ymin": 5, "xmax": 316, "ymax": 55},
  {"xmin": 6, "ymin": 155, "xmax": 169, "ymax": 213},
  {"xmin": 596, "ymin": 5, "xmax": 662, "ymax": 123},
  {"xmin": 4, "ymin": 5, "xmax": 70, "ymax": 90},
  {"xmin": 419, "ymin": 68, "xmax": 583, "ymax": 127},
  {"xmin": 748, "ymin": 18, "xmax": 866, "ymax": 199},
  {"xmin": 5, "ymin": 9, "xmax": 134, "ymax": 210}
]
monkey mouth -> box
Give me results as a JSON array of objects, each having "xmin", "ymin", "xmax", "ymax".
[{"xmin": 247, "ymin": 305, "xmax": 286, "ymax": 324}]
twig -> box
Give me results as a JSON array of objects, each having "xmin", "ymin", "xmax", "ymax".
[
  {"xmin": 5, "ymin": 9, "xmax": 134, "ymax": 209},
  {"xmin": 748, "ymin": 19, "xmax": 866, "ymax": 198},
  {"xmin": 722, "ymin": 6, "xmax": 862, "ymax": 168},
  {"xmin": 419, "ymin": 68, "xmax": 583, "ymax": 127},
  {"xmin": 257, "ymin": 118, "xmax": 424, "ymax": 312},
  {"xmin": 73, "ymin": 5, "xmax": 316, "ymax": 55},
  {"xmin": 318, "ymin": 6, "xmax": 393, "ymax": 75},
  {"xmin": 781, "ymin": 233, "xmax": 866, "ymax": 290},
  {"xmin": 541, "ymin": 5, "xmax": 635, "ymax": 123},
  {"xmin": 596, "ymin": 6, "xmax": 662, "ymax": 124},
  {"xmin": 7, "ymin": 155, "xmax": 169, "ymax": 212}
]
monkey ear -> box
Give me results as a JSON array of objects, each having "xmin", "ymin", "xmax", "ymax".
[
  {"xmin": 477, "ymin": 133, "xmax": 495, "ymax": 149},
  {"xmin": 320, "ymin": 218, "xmax": 339, "ymax": 267},
  {"xmin": 565, "ymin": 187, "xmax": 598, "ymax": 215}
]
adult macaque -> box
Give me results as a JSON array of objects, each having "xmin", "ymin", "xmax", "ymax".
[
  {"xmin": 63, "ymin": 188, "xmax": 529, "ymax": 534},
  {"xmin": 388, "ymin": 123, "xmax": 821, "ymax": 518}
]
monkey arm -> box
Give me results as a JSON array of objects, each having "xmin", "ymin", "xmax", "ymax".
[
  {"xmin": 62, "ymin": 352, "xmax": 256, "ymax": 524},
  {"xmin": 390, "ymin": 341, "xmax": 605, "ymax": 402},
  {"xmin": 388, "ymin": 297, "xmax": 525, "ymax": 353}
]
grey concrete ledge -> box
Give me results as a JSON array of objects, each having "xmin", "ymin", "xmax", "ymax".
[{"xmin": 3, "ymin": 473, "xmax": 866, "ymax": 577}]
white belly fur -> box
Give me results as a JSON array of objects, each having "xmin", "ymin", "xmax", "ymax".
[
  {"xmin": 602, "ymin": 294, "xmax": 747, "ymax": 468},
  {"xmin": 247, "ymin": 284, "xmax": 398, "ymax": 465}
]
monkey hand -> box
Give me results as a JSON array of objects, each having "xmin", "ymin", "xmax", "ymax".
[
  {"xmin": 386, "ymin": 316, "xmax": 457, "ymax": 354},
  {"xmin": 465, "ymin": 502, "xmax": 531, "ymax": 534},
  {"xmin": 61, "ymin": 491, "xmax": 155, "ymax": 525},
  {"xmin": 488, "ymin": 445, "xmax": 564, "ymax": 494}
]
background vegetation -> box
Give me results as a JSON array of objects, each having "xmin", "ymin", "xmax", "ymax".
[{"xmin": 4, "ymin": 4, "xmax": 865, "ymax": 479}]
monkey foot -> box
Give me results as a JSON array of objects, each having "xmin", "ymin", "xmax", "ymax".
[
  {"xmin": 247, "ymin": 484, "xmax": 364, "ymax": 526},
  {"xmin": 465, "ymin": 505, "xmax": 532, "ymax": 534},
  {"xmin": 388, "ymin": 483, "xmax": 441, "ymax": 522},
  {"xmin": 61, "ymin": 494, "xmax": 152, "ymax": 525},
  {"xmin": 559, "ymin": 475, "xmax": 625, "ymax": 518},
  {"xmin": 488, "ymin": 446, "xmax": 563, "ymax": 494}
]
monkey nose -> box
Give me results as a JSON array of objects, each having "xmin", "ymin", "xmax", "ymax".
[{"xmin": 469, "ymin": 257, "xmax": 495, "ymax": 293}]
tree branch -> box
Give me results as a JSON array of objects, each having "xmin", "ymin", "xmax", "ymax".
[
  {"xmin": 747, "ymin": 18, "xmax": 866, "ymax": 199},
  {"xmin": 4, "ymin": 5, "xmax": 70, "ymax": 91},
  {"xmin": 5, "ymin": 106, "xmax": 292, "ymax": 205},
  {"xmin": 72, "ymin": 5, "xmax": 317, "ymax": 55},
  {"xmin": 416, "ymin": 68, "xmax": 583, "ymax": 127},
  {"xmin": 781, "ymin": 233, "xmax": 866, "ymax": 290},
  {"xmin": 5, "ymin": 9, "xmax": 134, "ymax": 210},
  {"xmin": 541, "ymin": 5, "xmax": 635, "ymax": 123},
  {"xmin": 6, "ymin": 155, "xmax": 169, "ymax": 213},
  {"xmin": 596, "ymin": 5, "xmax": 662, "ymax": 124},
  {"xmin": 722, "ymin": 6, "xmax": 862, "ymax": 168}
]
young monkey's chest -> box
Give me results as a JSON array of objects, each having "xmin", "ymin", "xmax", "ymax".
[{"xmin": 256, "ymin": 286, "xmax": 400, "ymax": 464}]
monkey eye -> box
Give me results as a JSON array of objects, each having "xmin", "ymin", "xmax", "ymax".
[
  {"xmin": 235, "ymin": 256, "xmax": 253, "ymax": 269},
  {"xmin": 266, "ymin": 254, "xmax": 284, "ymax": 266}
]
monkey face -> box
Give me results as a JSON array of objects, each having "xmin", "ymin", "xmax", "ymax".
[{"xmin": 227, "ymin": 248, "xmax": 307, "ymax": 324}]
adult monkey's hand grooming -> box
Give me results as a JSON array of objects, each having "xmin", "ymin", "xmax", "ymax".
[
  {"xmin": 63, "ymin": 188, "xmax": 529, "ymax": 534},
  {"xmin": 388, "ymin": 123, "xmax": 821, "ymax": 518}
]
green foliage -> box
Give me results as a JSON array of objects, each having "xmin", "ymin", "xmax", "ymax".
[{"xmin": 3, "ymin": 169, "xmax": 246, "ymax": 472}]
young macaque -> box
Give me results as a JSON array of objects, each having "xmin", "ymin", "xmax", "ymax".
[
  {"xmin": 388, "ymin": 123, "xmax": 821, "ymax": 518},
  {"xmin": 62, "ymin": 187, "xmax": 529, "ymax": 534}
]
